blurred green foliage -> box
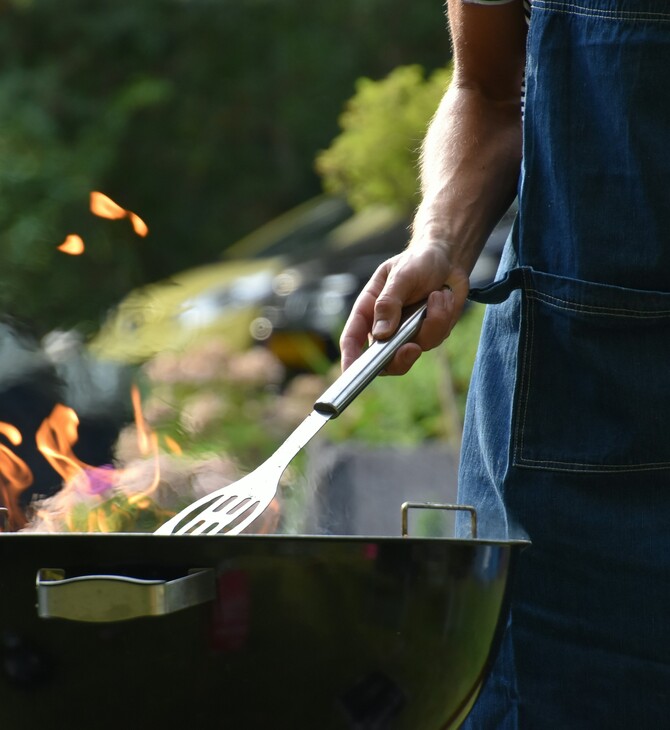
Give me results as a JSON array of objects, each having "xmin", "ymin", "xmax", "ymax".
[
  {"xmin": 129, "ymin": 304, "xmax": 484, "ymax": 482},
  {"xmin": 0, "ymin": 0, "xmax": 451, "ymax": 336},
  {"xmin": 148, "ymin": 306, "xmax": 483, "ymax": 464},
  {"xmin": 317, "ymin": 64, "xmax": 453, "ymax": 214}
]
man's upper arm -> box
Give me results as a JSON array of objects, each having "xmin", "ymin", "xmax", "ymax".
[{"xmin": 447, "ymin": 0, "xmax": 527, "ymax": 103}]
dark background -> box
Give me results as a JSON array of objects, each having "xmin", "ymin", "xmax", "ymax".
[{"xmin": 0, "ymin": 0, "xmax": 451, "ymax": 336}]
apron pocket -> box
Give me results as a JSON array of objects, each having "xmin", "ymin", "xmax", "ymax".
[{"xmin": 500, "ymin": 268, "xmax": 670, "ymax": 473}]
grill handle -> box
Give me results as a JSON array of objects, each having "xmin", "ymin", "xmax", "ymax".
[
  {"xmin": 314, "ymin": 302, "xmax": 427, "ymax": 417},
  {"xmin": 36, "ymin": 568, "xmax": 215, "ymax": 623},
  {"xmin": 401, "ymin": 502, "xmax": 478, "ymax": 539}
]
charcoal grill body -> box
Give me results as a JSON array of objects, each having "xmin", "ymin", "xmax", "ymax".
[{"xmin": 0, "ymin": 533, "xmax": 523, "ymax": 730}]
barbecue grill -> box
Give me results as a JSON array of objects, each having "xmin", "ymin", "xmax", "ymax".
[{"xmin": 1, "ymin": 501, "xmax": 527, "ymax": 730}]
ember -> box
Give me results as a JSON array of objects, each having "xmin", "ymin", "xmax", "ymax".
[
  {"xmin": 90, "ymin": 191, "xmax": 149, "ymax": 237},
  {"xmin": 57, "ymin": 234, "xmax": 85, "ymax": 256}
]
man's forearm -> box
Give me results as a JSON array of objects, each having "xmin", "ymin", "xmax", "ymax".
[
  {"xmin": 338, "ymin": 0, "xmax": 525, "ymax": 374},
  {"xmin": 410, "ymin": 81, "xmax": 523, "ymax": 277}
]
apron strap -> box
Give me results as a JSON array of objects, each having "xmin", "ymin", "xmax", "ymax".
[{"xmin": 468, "ymin": 267, "xmax": 528, "ymax": 305}]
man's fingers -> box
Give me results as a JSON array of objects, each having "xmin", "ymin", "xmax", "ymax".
[
  {"xmin": 340, "ymin": 262, "xmax": 396, "ymax": 369},
  {"xmin": 414, "ymin": 288, "xmax": 456, "ymax": 351},
  {"xmin": 340, "ymin": 249, "xmax": 470, "ymax": 374},
  {"xmin": 381, "ymin": 288, "xmax": 464, "ymax": 375},
  {"xmin": 340, "ymin": 330, "xmax": 365, "ymax": 372},
  {"xmin": 371, "ymin": 293, "xmax": 405, "ymax": 340},
  {"xmin": 340, "ymin": 285, "xmax": 385, "ymax": 370},
  {"xmin": 382, "ymin": 342, "xmax": 423, "ymax": 376}
]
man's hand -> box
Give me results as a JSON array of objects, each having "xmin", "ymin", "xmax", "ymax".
[{"xmin": 339, "ymin": 243, "xmax": 470, "ymax": 375}]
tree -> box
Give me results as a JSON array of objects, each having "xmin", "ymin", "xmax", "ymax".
[
  {"xmin": 0, "ymin": 0, "xmax": 451, "ymax": 337},
  {"xmin": 316, "ymin": 64, "xmax": 453, "ymax": 215}
]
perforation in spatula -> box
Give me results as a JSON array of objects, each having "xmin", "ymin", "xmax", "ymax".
[
  {"xmin": 163, "ymin": 488, "xmax": 268, "ymax": 535},
  {"xmin": 180, "ymin": 497, "xmax": 257, "ymax": 534}
]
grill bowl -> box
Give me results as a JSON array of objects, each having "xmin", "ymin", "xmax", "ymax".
[{"xmin": 0, "ymin": 531, "xmax": 526, "ymax": 730}]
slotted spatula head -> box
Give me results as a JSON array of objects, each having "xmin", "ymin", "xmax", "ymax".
[
  {"xmin": 154, "ymin": 411, "xmax": 331, "ymax": 535},
  {"xmin": 154, "ymin": 469, "xmax": 276, "ymax": 535},
  {"xmin": 154, "ymin": 302, "xmax": 428, "ymax": 536}
]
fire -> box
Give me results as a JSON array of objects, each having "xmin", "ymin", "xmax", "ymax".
[
  {"xmin": 0, "ymin": 386, "xmax": 166, "ymax": 532},
  {"xmin": 127, "ymin": 384, "xmax": 160, "ymax": 503},
  {"xmin": 90, "ymin": 191, "xmax": 149, "ymax": 237},
  {"xmin": 0, "ymin": 422, "xmax": 33, "ymax": 531},
  {"xmin": 131, "ymin": 384, "xmax": 152, "ymax": 457},
  {"xmin": 128, "ymin": 212, "xmax": 149, "ymax": 237},
  {"xmin": 0, "ymin": 384, "xmax": 279, "ymax": 534},
  {"xmin": 89, "ymin": 192, "xmax": 126, "ymax": 220},
  {"xmin": 163, "ymin": 436, "xmax": 183, "ymax": 456},
  {"xmin": 58, "ymin": 234, "xmax": 85, "ymax": 256},
  {"xmin": 56, "ymin": 193, "xmax": 147, "ymax": 259},
  {"xmin": 36, "ymin": 405, "xmax": 91, "ymax": 484}
]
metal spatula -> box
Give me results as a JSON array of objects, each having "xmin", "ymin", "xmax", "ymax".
[{"xmin": 154, "ymin": 302, "xmax": 428, "ymax": 535}]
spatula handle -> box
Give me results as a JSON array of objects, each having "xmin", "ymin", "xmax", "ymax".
[{"xmin": 314, "ymin": 302, "xmax": 428, "ymax": 417}]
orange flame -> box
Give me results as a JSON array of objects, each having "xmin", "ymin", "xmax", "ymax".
[
  {"xmin": 127, "ymin": 384, "xmax": 161, "ymax": 503},
  {"xmin": 0, "ymin": 422, "xmax": 33, "ymax": 531},
  {"xmin": 163, "ymin": 435, "xmax": 183, "ymax": 456},
  {"xmin": 58, "ymin": 234, "xmax": 85, "ymax": 256},
  {"xmin": 36, "ymin": 405, "xmax": 90, "ymax": 485},
  {"xmin": 128, "ymin": 212, "xmax": 149, "ymax": 237},
  {"xmin": 90, "ymin": 192, "xmax": 126, "ymax": 220},
  {"xmin": 90, "ymin": 191, "xmax": 149, "ymax": 237},
  {"xmin": 131, "ymin": 385, "xmax": 152, "ymax": 457},
  {"xmin": 0, "ymin": 384, "xmax": 176, "ymax": 531}
]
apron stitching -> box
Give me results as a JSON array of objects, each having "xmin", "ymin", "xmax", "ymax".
[
  {"xmin": 517, "ymin": 457, "xmax": 670, "ymax": 470},
  {"xmin": 515, "ymin": 272, "xmax": 535, "ymax": 465},
  {"xmin": 526, "ymin": 289, "xmax": 670, "ymax": 318},
  {"xmin": 514, "ymin": 272, "xmax": 670, "ymax": 472},
  {"xmin": 532, "ymin": 1, "xmax": 670, "ymax": 22}
]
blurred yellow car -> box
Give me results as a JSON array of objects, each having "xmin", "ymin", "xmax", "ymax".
[
  {"xmin": 89, "ymin": 257, "xmax": 283, "ymax": 363},
  {"xmin": 89, "ymin": 196, "xmax": 352, "ymax": 364}
]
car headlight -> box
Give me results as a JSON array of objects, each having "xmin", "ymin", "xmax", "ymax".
[{"xmin": 177, "ymin": 271, "xmax": 275, "ymax": 329}]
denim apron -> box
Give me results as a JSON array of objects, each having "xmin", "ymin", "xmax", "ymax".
[{"xmin": 457, "ymin": 1, "xmax": 670, "ymax": 727}]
